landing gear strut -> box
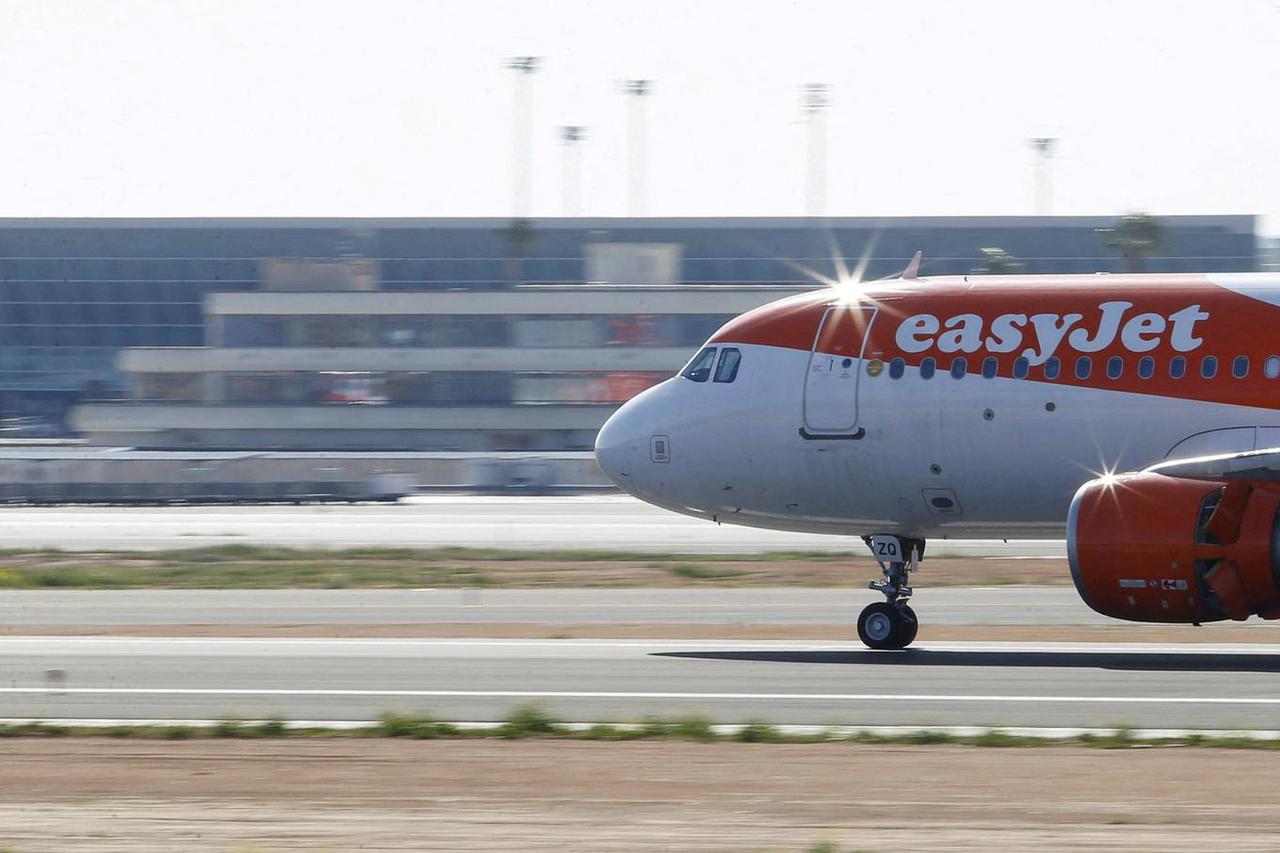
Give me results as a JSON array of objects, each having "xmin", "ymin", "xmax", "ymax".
[{"xmin": 857, "ymin": 535, "xmax": 925, "ymax": 650}]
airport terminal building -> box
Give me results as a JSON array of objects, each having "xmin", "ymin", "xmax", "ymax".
[
  {"xmin": 73, "ymin": 278, "xmax": 800, "ymax": 450},
  {"xmin": 0, "ymin": 215, "xmax": 1257, "ymax": 449}
]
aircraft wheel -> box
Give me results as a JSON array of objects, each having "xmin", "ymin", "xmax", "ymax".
[
  {"xmin": 896, "ymin": 604, "xmax": 919, "ymax": 647},
  {"xmin": 857, "ymin": 602, "xmax": 911, "ymax": 650}
]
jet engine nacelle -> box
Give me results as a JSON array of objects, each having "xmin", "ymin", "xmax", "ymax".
[{"xmin": 1067, "ymin": 472, "xmax": 1280, "ymax": 623}]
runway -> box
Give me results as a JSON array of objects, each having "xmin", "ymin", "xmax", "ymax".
[
  {"xmin": 5, "ymin": 636, "xmax": 1280, "ymax": 730},
  {"xmin": 0, "ymin": 495, "xmax": 1067, "ymax": 556}
]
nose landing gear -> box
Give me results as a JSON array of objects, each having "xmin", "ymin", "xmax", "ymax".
[{"xmin": 857, "ymin": 535, "xmax": 925, "ymax": 650}]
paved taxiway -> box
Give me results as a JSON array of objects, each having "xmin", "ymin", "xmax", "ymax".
[
  {"xmin": 0, "ymin": 495, "xmax": 1066, "ymax": 555},
  {"xmin": 4, "ymin": 636, "xmax": 1280, "ymax": 730},
  {"xmin": 0, "ymin": 586, "xmax": 1114, "ymax": 627}
]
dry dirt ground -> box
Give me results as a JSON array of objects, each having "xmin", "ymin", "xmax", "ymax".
[{"xmin": 1, "ymin": 738, "xmax": 1279, "ymax": 852}]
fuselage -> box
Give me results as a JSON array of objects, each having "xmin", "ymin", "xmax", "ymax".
[{"xmin": 594, "ymin": 272, "xmax": 1280, "ymax": 539}]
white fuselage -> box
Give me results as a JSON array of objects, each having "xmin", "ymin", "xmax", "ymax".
[{"xmin": 594, "ymin": 276, "xmax": 1280, "ymax": 540}]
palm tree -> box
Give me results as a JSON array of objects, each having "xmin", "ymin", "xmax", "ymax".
[
  {"xmin": 974, "ymin": 247, "xmax": 1024, "ymax": 275},
  {"xmin": 1098, "ymin": 213, "xmax": 1166, "ymax": 273}
]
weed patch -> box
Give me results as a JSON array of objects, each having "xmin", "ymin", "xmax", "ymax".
[
  {"xmin": 498, "ymin": 704, "xmax": 564, "ymax": 738},
  {"xmin": 668, "ymin": 564, "xmax": 745, "ymax": 580},
  {"xmin": 0, "ymin": 709, "xmax": 1274, "ymax": 752}
]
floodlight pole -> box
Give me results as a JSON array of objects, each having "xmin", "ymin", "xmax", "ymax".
[
  {"xmin": 1029, "ymin": 137, "xmax": 1057, "ymax": 215},
  {"xmin": 506, "ymin": 56, "xmax": 541, "ymax": 218},
  {"xmin": 559, "ymin": 126, "xmax": 588, "ymax": 216},
  {"xmin": 802, "ymin": 83, "xmax": 830, "ymax": 218},
  {"xmin": 622, "ymin": 79, "xmax": 652, "ymax": 217}
]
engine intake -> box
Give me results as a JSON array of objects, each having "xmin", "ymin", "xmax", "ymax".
[{"xmin": 1067, "ymin": 472, "xmax": 1280, "ymax": 623}]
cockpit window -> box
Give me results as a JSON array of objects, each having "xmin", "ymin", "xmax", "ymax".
[
  {"xmin": 681, "ymin": 347, "xmax": 717, "ymax": 382},
  {"xmin": 713, "ymin": 348, "xmax": 741, "ymax": 383}
]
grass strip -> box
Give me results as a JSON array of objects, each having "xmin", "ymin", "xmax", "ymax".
[{"xmin": 0, "ymin": 544, "xmax": 879, "ymax": 590}]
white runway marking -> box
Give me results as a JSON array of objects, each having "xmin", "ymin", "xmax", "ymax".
[
  {"xmin": 9, "ymin": 687, "xmax": 1280, "ymax": 705},
  {"xmin": 5, "ymin": 636, "xmax": 1280, "ymax": 654}
]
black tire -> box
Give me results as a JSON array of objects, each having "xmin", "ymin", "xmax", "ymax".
[
  {"xmin": 896, "ymin": 604, "xmax": 919, "ymax": 647},
  {"xmin": 858, "ymin": 602, "xmax": 905, "ymax": 650}
]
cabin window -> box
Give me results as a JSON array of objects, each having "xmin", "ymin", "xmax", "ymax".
[
  {"xmin": 888, "ymin": 357, "xmax": 906, "ymax": 379},
  {"xmin": 1201, "ymin": 356, "xmax": 1218, "ymax": 379},
  {"xmin": 1170, "ymin": 356, "xmax": 1187, "ymax": 379},
  {"xmin": 1013, "ymin": 357, "xmax": 1029, "ymax": 380},
  {"xmin": 1266, "ymin": 356, "xmax": 1280, "ymax": 379},
  {"xmin": 950, "ymin": 357, "xmax": 967, "ymax": 379},
  {"xmin": 1106, "ymin": 356, "xmax": 1123, "ymax": 380},
  {"xmin": 981, "ymin": 357, "xmax": 998, "ymax": 379},
  {"xmin": 1138, "ymin": 356, "xmax": 1155, "ymax": 379},
  {"xmin": 919, "ymin": 357, "xmax": 936, "ymax": 380},
  {"xmin": 713, "ymin": 348, "xmax": 741, "ymax": 383},
  {"xmin": 1233, "ymin": 355, "xmax": 1249, "ymax": 379},
  {"xmin": 681, "ymin": 347, "xmax": 717, "ymax": 383},
  {"xmin": 1043, "ymin": 357, "xmax": 1061, "ymax": 380},
  {"xmin": 1075, "ymin": 357, "xmax": 1092, "ymax": 380}
]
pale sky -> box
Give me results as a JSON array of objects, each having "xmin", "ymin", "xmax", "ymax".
[{"xmin": 1, "ymin": 0, "xmax": 1278, "ymax": 227}]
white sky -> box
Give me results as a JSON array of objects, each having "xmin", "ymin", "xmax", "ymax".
[{"xmin": 1, "ymin": 0, "xmax": 1277, "ymax": 227}]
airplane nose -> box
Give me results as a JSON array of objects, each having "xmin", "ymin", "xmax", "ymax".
[{"xmin": 594, "ymin": 396, "xmax": 645, "ymax": 492}]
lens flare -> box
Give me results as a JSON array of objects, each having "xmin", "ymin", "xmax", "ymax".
[{"xmin": 779, "ymin": 227, "xmax": 918, "ymax": 311}]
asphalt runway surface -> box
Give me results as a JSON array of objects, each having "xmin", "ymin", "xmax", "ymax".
[
  {"xmin": 0, "ymin": 495, "xmax": 1067, "ymax": 556},
  {"xmin": 5, "ymin": 635, "xmax": 1280, "ymax": 730},
  {"xmin": 7, "ymin": 587, "xmax": 1278, "ymax": 732}
]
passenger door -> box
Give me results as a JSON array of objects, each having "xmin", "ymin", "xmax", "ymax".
[{"xmin": 802, "ymin": 305, "xmax": 877, "ymax": 433}]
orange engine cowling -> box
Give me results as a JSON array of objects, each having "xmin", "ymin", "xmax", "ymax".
[{"xmin": 1067, "ymin": 472, "xmax": 1280, "ymax": 623}]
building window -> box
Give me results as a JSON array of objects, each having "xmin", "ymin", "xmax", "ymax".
[
  {"xmin": 223, "ymin": 316, "xmax": 285, "ymax": 347},
  {"xmin": 226, "ymin": 372, "xmax": 301, "ymax": 403},
  {"xmin": 319, "ymin": 372, "xmax": 389, "ymax": 405},
  {"xmin": 297, "ymin": 316, "xmax": 377, "ymax": 347},
  {"xmin": 512, "ymin": 371, "xmax": 664, "ymax": 404},
  {"xmin": 134, "ymin": 373, "xmax": 203, "ymax": 402},
  {"xmin": 604, "ymin": 313, "xmax": 664, "ymax": 346},
  {"xmin": 379, "ymin": 317, "xmax": 433, "ymax": 347}
]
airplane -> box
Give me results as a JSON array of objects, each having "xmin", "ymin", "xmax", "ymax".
[{"xmin": 593, "ymin": 259, "xmax": 1280, "ymax": 649}]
